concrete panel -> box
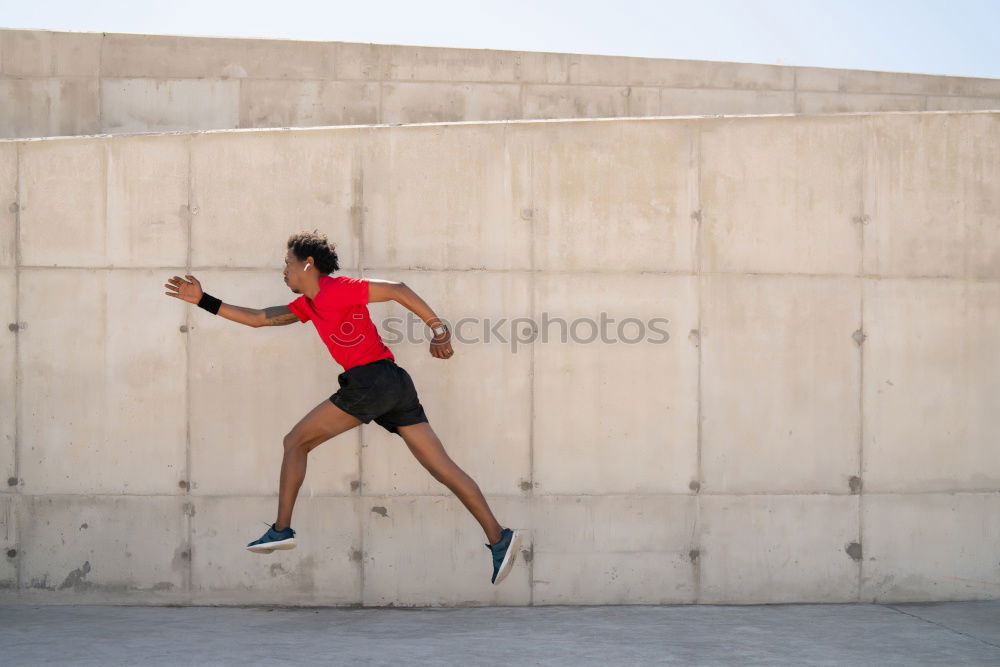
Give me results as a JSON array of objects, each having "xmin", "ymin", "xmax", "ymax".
[
  {"xmin": 333, "ymin": 43, "xmax": 387, "ymax": 80},
  {"xmin": 337, "ymin": 43, "xmax": 567, "ymax": 84},
  {"xmin": 0, "ymin": 29, "xmax": 101, "ymax": 77},
  {"xmin": 381, "ymin": 82, "xmax": 521, "ymax": 124},
  {"xmin": 360, "ymin": 270, "xmax": 531, "ymax": 496},
  {"xmin": 382, "ymin": 45, "xmax": 521, "ymax": 83},
  {"xmin": 700, "ymin": 115, "xmax": 863, "ymax": 275},
  {"xmin": 106, "ymin": 135, "xmax": 189, "ymax": 267},
  {"xmin": 190, "ymin": 496, "xmax": 360, "ymax": 605},
  {"xmin": 533, "ymin": 274, "xmax": 698, "ymax": 495},
  {"xmin": 701, "ymin": 274, "xmax": 862, "ymax": 495},
  {"xmin": 568, "ymin": 55, "xmax": 794, "ymax": 90},
  {"xmin": 522, "ymin": 84, "xmax": 629, "ymax": 120},
  {"xmin": 0, "ymin": 142, "xmax": 14, "ymax": 267},
  {"xmin": 14, "ymin": 495, "xmax": 187, "ymax": 601},
  {"xmin": 699, "ymin": 495, "xmax": 859, "ymax": 604},
  {"xmin": 361, "ymin": 495, "xmax": 530, "ymax": 605},
  {"xmin": 18, "ymin": 139, "xmax": 105, "ymax": 266},
  {"xmin": 188, "ymin": 269, "xmax": 360, "ymax": 497},
  {"xmin": 363, "ymin": 123, "xmax": 529, "ymax": 270},
  {"xmin": 862, "ymin": 493, "xmax": 1000, "ymax": 602},
  {"xmin": 865, "ymin": 113, "xmax": 1000, "ymax": 280},
  {"xmin": 240, "ymin": 80, "xmax": 379, "ymax": 128},
  {"xmin": 101, "ymin": 79, "xmax": 240, "ymax": 133},
  {"xmin": 0, "ymin": 495, "xmax": 14, "ymax": 589},
  {"xmin": 190, "ymin": 130, "xmax": 360, "ymax": 269},
  {"xmin": 862, "ymin": 279, "xmax": 1000, "ymax": 493},
  {"xmin": 101, "ymin": 34, "xmax": 334, "ymax": 79},
  {"xmin": 660, "ymin": 88, "xmax": 795, "ymax": 116},
  {"xmin": 796, "ymin": 67, "xmax": 1000, "ymax": 97},
  {"xmin": 0, "ymin": 270, "xmax": 14, "ymax": 486},
  {"xmin": 18, "ymin": 269, "xmax": 187, "ymax": 494},
  {"xmin": 531, "ymin": 495, "xmax": 697, "ymax": 604},
  {"xmin": 0, "ymin": 78, "xmax": 100, "ymax": 138},
  {"xmin": 514, "ymin": 51, "xmax": 572, "ymax": 85},
  {"xmin": 926, "ymin": 96, "xmax": 1000, "ymax": 111},
  {"xmin": 514, "ymin": 120, "xmax": 696, "ymax": 272},
  {"xmin": 796, "ymin": 92, "xmax": 925, "ymax": 114},
  {"xmin": 627, "ymin": 87, "xmax": 660, "ymax": 116}
]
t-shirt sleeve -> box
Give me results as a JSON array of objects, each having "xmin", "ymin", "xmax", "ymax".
[
  {"xmin": 287, "ymin": 295, "xmax": 311, "ymax": 323},
  {"xmin": 328, "ymin": 276, "xmax": 370, "ymax": 308}
]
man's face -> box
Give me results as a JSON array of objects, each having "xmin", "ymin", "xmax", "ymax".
[{"xmin": 283, "ymin": 249, "xmax": 304, "ymax": 294}]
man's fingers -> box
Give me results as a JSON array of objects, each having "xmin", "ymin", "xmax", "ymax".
[{"xmin": 430, "ymin": 342, "xmax": 454, "ymax": 359}]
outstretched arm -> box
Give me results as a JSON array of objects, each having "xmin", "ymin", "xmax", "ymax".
[
  {"xmin": 164, "ymin": 275, "xmax": 298, "ymax": 327},
  {"xmin": 367, "ymin": 279, "xmax": 454, "ymax": 359}
]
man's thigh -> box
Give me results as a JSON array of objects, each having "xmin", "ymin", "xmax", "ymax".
[{"xmin": 288, "ymin": 399, "xmax": 363, "ymax": 452}]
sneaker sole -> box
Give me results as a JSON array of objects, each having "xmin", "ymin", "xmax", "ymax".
[
  {"xmin": 246, "ymin": 538, "xmax": 297, "ymax": 554},
  {"xmin": 492, "ymin": 529, "xmax": 523, "ymax": 585}
]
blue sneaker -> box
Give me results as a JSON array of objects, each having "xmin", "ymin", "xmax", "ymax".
[
  {"xmin": 246, "ymin": 523, "xmax": 296, "ymax": 554},
  {"xmin": 485, "ymin": 527, "xmax": 522, "ymax": 585}
]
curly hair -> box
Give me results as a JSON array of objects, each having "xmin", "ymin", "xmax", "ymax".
[{"xmin": 287, "ymin": 230, "xmax": 340, "ymax": 275}]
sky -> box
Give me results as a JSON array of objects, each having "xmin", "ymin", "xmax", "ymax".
[{"xmin": 1, "ymin": 0, "xmax": 998, "ymax": 79}]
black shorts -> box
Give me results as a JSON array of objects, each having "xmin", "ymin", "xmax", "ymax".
[{"xmin": 329, "ymin": 358, "xmax": 429, "ymax": 434}]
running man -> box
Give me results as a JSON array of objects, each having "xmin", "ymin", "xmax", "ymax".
[{"xmin": 164, "ymin": 230, "xmax": 522, "ymax": 585}]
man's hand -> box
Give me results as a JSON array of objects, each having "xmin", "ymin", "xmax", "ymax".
[
  {"xmin": 430, "ymin": 330, "xmax": 454, "ymax": 359},
  {"xmin": 164, "ymin": 275, "xmax": 204, "ymax": 304}
]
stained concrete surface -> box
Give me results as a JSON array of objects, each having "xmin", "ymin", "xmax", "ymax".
[
  {"xmin": 2, "ymin": 602, "xmax": 999, "ymax": 666},
  {"xmin": 4, "ymin": 113, "xmax": 1000, "ymax": 606},
  {"xmin": 5, "ymin": 28, "xmax": 1000, "ymax": 139}
]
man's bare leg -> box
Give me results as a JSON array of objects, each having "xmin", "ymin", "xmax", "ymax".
[
  {"xmin": 276, "ymin": 400, "xmax": 362, "ymax": 530},
  {"xmin": 396, "ymin": 422, "xmax": 504, "ymax": 545}
]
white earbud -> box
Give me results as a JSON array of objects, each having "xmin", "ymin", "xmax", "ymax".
[{"xmin": 303, "ymin": 263, "xmax": 311, "ymax": 271}]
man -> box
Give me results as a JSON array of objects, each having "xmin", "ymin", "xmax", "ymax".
[{"xmin": 164, "ymin": 230, "xmax": 522, "ymax": 585}]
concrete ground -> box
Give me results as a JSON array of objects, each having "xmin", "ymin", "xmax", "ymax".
[{"xmin": 1, "ymin": 601, "xmax": 998, "ymax": 666}]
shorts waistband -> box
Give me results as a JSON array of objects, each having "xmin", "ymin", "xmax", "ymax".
[{"xmin": 346, "ymin": 358, "xmax": 396, "ymax": 372}]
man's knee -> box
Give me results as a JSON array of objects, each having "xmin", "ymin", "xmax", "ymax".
[{"xmin": 283, "ymin": 432, "xmax": 310, "ymax": 453}]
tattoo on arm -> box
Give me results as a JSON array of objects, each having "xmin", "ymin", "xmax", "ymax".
[{"xmin": 261, "ymin": 305, "xmax": 299, "ymax": 326}]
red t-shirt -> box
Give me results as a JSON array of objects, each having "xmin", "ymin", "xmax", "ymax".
[{"xmin": 287, "ymin": 275, "xmax": 394, "ymax": 371}]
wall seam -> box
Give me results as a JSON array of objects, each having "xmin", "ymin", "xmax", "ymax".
[
  {"xmin": 96, "ymin": 34, "xmax": 105, "ymax": 133},
  {"xmin": 693, "ymin": 123, "xmax": 703, "ymax": 602},
  {"xmin": 17, "ymin": 71, "xmax": 1000, "ymax": 99},
  {"xmin": 857, "ymin": 117, "xmax": 873, "ymax": 602},
  {"xmin": 6, "ymin": 489, "xmax": 999, "ymax": 499},
  {"xmin": 9, "ymin": 265, "xmax": 999, "ymax": 283},
  {"xmin": 236, "ymin": 78, "xmax": 244, "ymax": 129},
  {"xmin": 525, "ymin": 120, "xmax": 536, "ymax": 606},
  {"xmin": 12, "ymin": 141, "xmax": 21, "ymax": 591},
  {"xmin": 792, "ymin": 68, "xmax": 799, "ymax": 114},
  {"xmin": 17, "ymin": 72, "xmax": 1000, "ymax": 100},
  {"xmin": 356, "ymin": 136, "xmax": 367, "ymax": 607},
  {"xmin": 183, "ymin": 134, "xmax": 194, "ymax": 601}
]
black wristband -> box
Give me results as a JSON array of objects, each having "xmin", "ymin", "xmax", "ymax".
[{"xmin": 197, "ymin": 292, "xmax": 222, "ymax": 315}]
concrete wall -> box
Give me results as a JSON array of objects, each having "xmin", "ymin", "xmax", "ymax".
[
  {"xmin": 3, "ymin": 29, "xmax": 1000, "ymax": 138},
  {"xmin": 0, "ymin": 111, "xmax": 998, "ymax": 605}
]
